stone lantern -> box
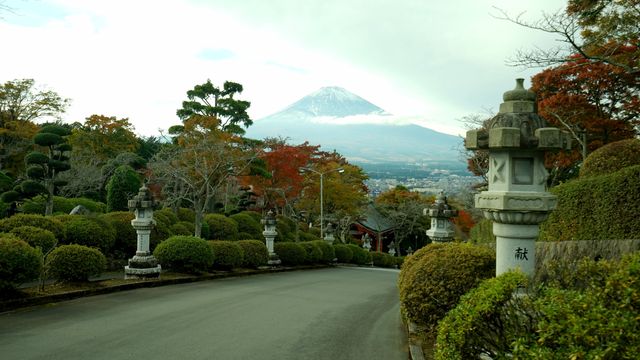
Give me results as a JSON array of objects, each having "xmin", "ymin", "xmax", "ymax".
[
  {"xmin": 425, "ymin": 191, "xmax": 458, "ymax": 243},
  {"xmin": 261, "ymin": 210, "xmax": 281, "ymax": 266},
  {"xmin": 362, "ymin": 233, "xmax": 372, "ymax": 252},
  {"xmin": 124, "ymin": 185, "xmax": 161, "ymax": 279},
  {"xmin": 323, "ymin": 222, "xmax": 336, "ymax": 244},
  {"xmin": 465, "ymin": 78, "xmax": 570, "ymax": 277}
]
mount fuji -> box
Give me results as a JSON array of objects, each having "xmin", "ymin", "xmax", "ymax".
[{"xmin": 246, "ymin": 87, "xmax": 463, "ymax": 164}]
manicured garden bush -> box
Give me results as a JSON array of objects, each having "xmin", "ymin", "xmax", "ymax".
[
  {"xmin": 21, "ymin": 196, "xmax": 108, "ymax": 215},
  {"xmin": 237, "ymin": 240, "xmax": 268, "ymax": 268},
  {"xmin": 371, "ymin": 251, "xmax": 394, "ymax": 268},
  {"xmin": 334, "ymin": 244, "xmax": 353, "ymax": 263},
  {"xmin": 580, "ymin": 138, "xmax": 640, "ymax": 178},
  {"xmin": 170, "ymin": 221, "xmax": 193, "ymax": 236},
  {"xmin": 106, "ymin": 165, "xmax": 141, "ymax": 212},
  {"xmin": 398, "ymin": 243, "xmax": 495, "ymax": 330},
  {"xmin": 298, "ymin": 231, "xmax": 320, "ymax": 242},
  {"xmin": 237, "ymin": 210, "xmax": 262, "ymax": 223},
  {"xmin": 9, "ymin": 226, "xmax": 57, "ymax": 254},
  {"xmin": 540, "ymin": 165, "xmax": 640, "ymax": 241},
  {"xmin": 469, "ymin": 218, "xmax": 495, "ymax": 244},
  {"xmin": 47, "ymin": 244, "xmax": 106, "ymax": 282},
  {"xmin": 0, "ymin": 214, "xmax": 65, "ymax": 241},
  {"xmin": 61, "ymin": 215, "xmax": 116, "ymax": 254},
  {"xmin": 176, "ymin": 207, "xmax": 195, "ymax": 223},
  {"xmin": 435, "ymin": 271, "xmax": 529, "ymax": 360},
  {"xmin": 347, "ymin": 244, "xmax": 371, "ymax": 265},
  {"xmin": 154, "ymin": 208, "xmax": 179, "ymax": 226},
  {"xmin": 100, "ymin": 211, "xmax": 136, "ymax": 258},
  {"xmin": 229, "ymin": 213, "xmax": 262, "ymax": 239},
  {"xmin": 312, "ymin": 240, "xmax": 335, "ymax": 263},
  {"xmin": 275, "ymin": 215, "xmax": 296, "ymax": 242},
  {"xmin": 204, "ymin": 213, "xmax": 238, "ymax": 240},
  {"xmin": 208, "ymin": 240, "xmax": 244, "ymax": 270},
  {"xmin": 300, "ymin": 241, "xmax": 323, "ymax": 264},
  {"xmin": 0, "ymin": 236, "xmax": 42, "ymax": 290},
  {"xmin": 237, "ymin": 232, "xmax": 255, "ymax": 240},
  {"xmin": 150, "ymin": 217, "xmax": 174, "ymax": 245},
  {"xmin": 153, "ymin": 236, "xmax": 213, "ymax": 274},
  {"xmin": 274, "ymin": 242, "xmax": 306, "ymax": 266}
]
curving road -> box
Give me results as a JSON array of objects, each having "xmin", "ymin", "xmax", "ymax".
[{"xmin": 0, "ymin": 267, "xmax": 407, "ymax": 360}]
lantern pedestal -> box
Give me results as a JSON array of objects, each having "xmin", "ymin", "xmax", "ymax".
[
  {"xmin": 262, "ymin": 210, "xmax": 281, "ymax": 266},
  {"xmin": 124, "ymin": 186, "xmax": 161, "ymax": 280}
]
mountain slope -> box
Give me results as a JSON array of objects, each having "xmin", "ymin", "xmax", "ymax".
[{"xmin": 246, "ymin": 87, "xmax": 462, "ymax": 163}]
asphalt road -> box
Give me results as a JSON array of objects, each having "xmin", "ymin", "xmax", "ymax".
[{"xmin": 0, "ymin": 267, "xmax": 407, "ymax": 360}]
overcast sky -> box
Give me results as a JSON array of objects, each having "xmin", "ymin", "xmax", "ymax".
[{"xmin": 1, "ymin": 0, "xmax": 566, "ymax": 136}]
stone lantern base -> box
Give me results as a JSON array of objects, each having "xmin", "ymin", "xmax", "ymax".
[
  {"xmin": 267, "ymin": 253, "xmax": 281, "ymax": 266},
  {"xmin": 124, "ymin": 253, "xmax": 161, "ymax": 279}
]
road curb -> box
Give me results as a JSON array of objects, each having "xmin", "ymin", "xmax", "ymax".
[
  {"xmin": 405, "ymin": 319, "xmax": 426, "ymax": 360},
  {"xmin": 0, "ymin": 264, "xmax": 330, "ymax": 313}
]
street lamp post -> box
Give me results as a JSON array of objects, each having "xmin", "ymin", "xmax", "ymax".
[{"xmin": 300, "ymin": 166, "xmax": 344, "ymax": 239}]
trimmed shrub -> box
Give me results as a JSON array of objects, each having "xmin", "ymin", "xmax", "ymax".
[
  {"xmin": 171, "ymin": 221, "xmax": 193, "ymax": 236},
  {"xmin": 0, "ymin": 236, "xmax": 42, "ymax": 290},
  {"xmin": 208, "ymin": 240, "xmax": 244, "ymax": 270},
  {"xmin": 204, "ymin": 213, "xmax": 239, "ymax": 240},
  {"xmin": 435, "ymin": 271, "xmax": 529, "ymax": 360},
  {"xmin": 22, "ymin": 196, "xmax": 107, "ymax": 215},
  {"xmin": 9, "ymin": 226, "xmax": 57, "ymax": 254},
  {"xmin": 398, "ymin": 243, "xmax": 495, "ymax": 330},
  {"xmin": 238, "ymin": 210, "xmax": 262, "ymax": 223},
  {"xmin": 469, "ymin": 218, "xmax": 495, "ymax": 244},
  {"xmin": 154, "ymin": 208, "xmax": 179, "ymax": 226},
  {"xmin": 580, "ymin": 138, "xmax": 640, "ymax": 178},
  {"xmin": 153, "ymin": 235, "xmax": 213, "ymax": 273},
  {"xmin": 300, "ymin": 241, "xmax": 323, "ymax": 264},
  {"xmin": 275, "ymin": 215, "xmax": 296, "ymax": 242},
  {"xmin": 371, "ymin": 251, "xmax": 393, "ymax": 268},
  {"xmin": 274, "ymin": 242, "xmax": 306, "ymax": 266},
  {"xmin": 176, "ymin": 207, "xmax": 195, "ymax": 223},
  {"xmin": 106, "ymin": 165, "xmax": 141, "ymax": 212},
  {"xmin": 347, "ymin": 244, "xmax": 371, "ymax": 265},
  {"xmin": 312, "ymin": 240, "xmax": 335, "ymax": 263},
  {"xmin": 230, "ymin": 213, "xmax": 262, "ymax": 239},
  {"xmin": 0, "ymin": 214, "xmax": 65, "ymax": 241},
  {"xmin": 334, "ymin": 244, "xmax": 353, "ymax": 263},
  {"xmin": 237, "ymin": 232, "xmax": 255, "ymax": 240},
  {"xmin": 47, "ymin": 244, "xmax": 106, "ymax": 282},
  {"xmin": 99, "ymin": 211, "xmax": 136, "ymax": 258},
  {"xmin": 150, "ymin": 218, "xmax": 173, "ymax": 245},
  {"xmin": 61, "ymin": 215, "xmax": 116, "ymax": 254},
  {"xmin": 298, "ymin": 231, "xmax": 320, "ymax": 242},
  {"xmin": 237, "ymin": 240, "xmax": 268, "ymax": 268},
  {"xmin": 540, "ymin": 165, "xmax": 640, "ymax": 241}
]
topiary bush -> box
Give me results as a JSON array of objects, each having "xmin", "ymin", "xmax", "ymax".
[
  {"xmin": 0, "ymin": 214, "xmax": 65, "ymax": 241},
  {"xmin": 312, "ymin": 240, "xmax": 335, "ymax": 263},
  {"xmin": 21, "ymin": 196, "xmax": 107, "ymax": 215},
  {"xmin": 298, "ymin": 231, "xmax": 321, "ymax": 242},
  {"xmin": 208, "ymin": 240, "xmax": 244, "ymax": 270},
  {"xmin": 274, "ymin": 242, "xmax": 306, "ymax": 266},
  {"xmin": 435, "ymin": 271, "xmax": 529, "ymax": 360},
  {"xmin": 9, "ymin": 226, "xmax": 57, "ymax": 254},
  {"xmin": 540, "ymin": 165, "xmax": 640, "ymax": 241},
  {"xmin": 334, "ymin": 244, "xmax": 353, "ymax": 263},
  {"xmin": 47, "ymin": 244, "xmax": 106, "ymax": 282},
  {"xmin": 99, "ymin": 211, "xmax": 136, "ymax": 258},
  {"xmin": 106, "ymin": 165, "xmax": 141, "ymax": 212},
  {"xmin": 237, "ymin": 240, "xmax": 268, "ymax": 268},
  {"xmin": 347, "ymin": 244, "xmax": 371, "ymax": 265},
  {"xmin": 154, "ymin": 208, "xmax": 179, "ymax": 226},
  {"xmin": 371, "ymin": 251, "xmax": 394, "ymax": 268},
  {"xmin": 61, "ymin": 215, "xmax": 116, "ymax": 254},
  {"xmin": 176, "ymin": 207, "xmax": 195, "ymax": 223},
  {"xmin": 398, "ymin": 242, "xmax": 495, "ymax": 330},
  {"xmin": 580, "ymin": 138, "xmax": 640, "ymax": 178},
  {"xmin": 204, "ymin": 213, "xmax": 239, "ymax": 240},
  {"xmin": 229, "ymin": 213, "xmax": 262, "ymax": 239},
  {"xmin": 275, "ymin": 215, "xmax": 296, "ymax": 242},
  {"xmin": 153, "ymin": 235, "xmax": 213, "ymax": 274},
  {"xmin": 0, "ymin": 236, "xmax": 42, "ymax": 291},
  {"xmin": 170, "ymin": 221, "xmax": 193, "ymax": 236},
  {"xmin": 300, "ymin": 241, "xmax": 323, "ymax": 264}
]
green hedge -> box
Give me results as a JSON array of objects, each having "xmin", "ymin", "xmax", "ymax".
[
  {"xmin": 176, "ymin": 208, "xmax": 195, "ymax": 223},
  {"xmin": 435, "ymin": 271, "xmax": 528, "ymax": 360},
  {"xmin": 469, "ymin": 218, "xmax": 495, "ymax": 244},
  {"xmin": 580, "ymin": 138, "xmax": 640, "ymax": 178},
  {"xmin": 99, "ymin": 211, "xmax": 136, "ymax": 258},
  {"xmin": 0, "ymin": 236, "xmax": 42, "ymax": 290},
  {"xmin": 21, "ymin": 196, "xmax": 107, "ymax": 215},
  {"xmin": 154, "ymin": 208, "xmax": 179, "ymax": 226},
  {"xmin": 204, "ymin": 213, "xmax": 239, "ymax": 240},
  {"xmin": 300, "ymin": 241, "xmax": 323, "ymax": 264},
  {"xmin": 229, "ymin": 213, "xmax": 262, "ymax": 239},
  {"xmin": 208, "ymin": 240, "xmax": 244, "ymax": 270},
  {"xmin": 347, "ymin": 244, "xmax": 371, "ymax": 265},
  {"xmin": 334, "ymin": 244, "xmax": 353, "ymax": 263},
  {"xmin": 371, "ymin": 251, "xmax": 394, "ymax": 268},
  {"xmin": 47, "ymin": 244, "xmax": 106, "ymax": 282},
  {"xmin": 274, "ymin": 242, "xmax": 306, "ymax": 266},
  {"xmin": 298, "ymin": 231, "xmax": 320, "ymax": 242},
  {"xmin": 237, "ymin": 240, "xmax": 268, "ymax": 268},
  {"xmin": 0, "ymin": 214, "xmax": 65, "ymax": 241},
  {"xmin": 398, "ymin": 243, "xmax": 495, "ymax": 330},
  {"xmin": 61, "ymin": 215, "xmax": 116, "ymax": 254},
  {"xmin": 540, "ymin": 165, "xmax": 640, "ymax": 241},
  {"xmin": 9, "ymin": 226, "xmax": 57, "ymax": 254},
  {"xmin": 153, "ymin": 236, "xmax": 213, "ymax": 274},
  {"xmin": 275, "ymin": 215, "xmax": 296, "ymax": 242},
  {"xmin": 312, "ymin": 240, "xmax": 335, "ymax": 263}
]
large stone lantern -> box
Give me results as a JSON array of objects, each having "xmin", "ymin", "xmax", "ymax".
[
  {"xmin": 261, "ymin": 210, "xmax": 281, "ymax": 266},
  {"xmin": 124, "ymin": 185, "xmax": 161, "ymax": 279},
  {"xmin": 425, "ymin": 192, "xmax": 458, "ymax": 243},
  {"xmin": 466, "ymin": 78, "xmax": 570, "ymax": 277}
]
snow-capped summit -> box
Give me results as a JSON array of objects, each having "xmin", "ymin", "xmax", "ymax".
[{"xmin": 281, "ymin": 86, "xmax": 386, "ymax": 117}]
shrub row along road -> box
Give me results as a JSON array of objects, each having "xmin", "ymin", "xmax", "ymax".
[{"xmin": 0, "ymin": 267, "xmax": 407, "ymax": 360}]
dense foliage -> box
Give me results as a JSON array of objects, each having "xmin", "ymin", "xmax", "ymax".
[
  {"xmin": 9, "ymin": 226, "xmax": 57, "ymax": 254},
  {"xmin": 61, "ymin": 215, "xmax": 116, "ymax": 254},
  {"xmin": 153, "ymin": 236, "xmax": 213, "ymax": 274},
  {"xmin": 21, "ymin": 196, "xmax": 107, "ymax": 214},
  {"xmin": 229, "ymin": 213, "xmax": 262, "ymax": 240},
  {"xmin": 47, "ymin": 244, "xmax": 106, "ymax": 282},
  {"xmin": 300, "ymin": 241, "xmax": 323, "ymax": 264},
  {"xmin": 0, "ymin": 236, "xmax": 42, "ymax": 290},
  {"xmin": 333, "ymin": 244, "xmax": 353, "ymax": 263},
  {"xmin": 579, "ymin": 139, "xmax": 640, "ymax": 178},
  {"xmin": 106, "ymin": 165, "xmax": 141, "ymax": 212},
  {"xmin": 204, "ymin": 213, "xmax": 238, "ymax": 240},
  {"xmin": 274, "ymin": 242, "xmax": 306, "ymax": 266},
  {"xmin": 208, "ymin": 240, "xmax": 244, "ymax": 270},
  {"xmin": 0, "ymin": 214, "xmax": 64, "ymax": 240},
  {"xmin": 311, "ymin": 240, "xmax": 335, "ymax": 263},
  {"xmin": 237, "ymin": 240, "xmax": 268, "ymax": 268},
  {"xmin": 99, "ymin": 211, "xmax": 136, "ymax": 258},
  {"xmin": 346, "ymin": 244, "xmax": 371, "ymax": 265}
]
